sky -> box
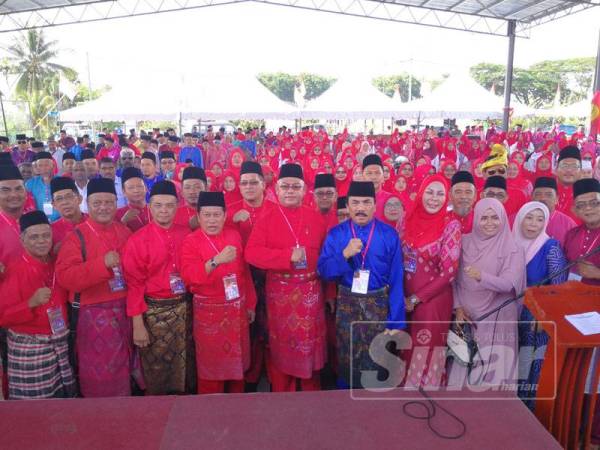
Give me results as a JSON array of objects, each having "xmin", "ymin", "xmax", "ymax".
[{"xmin": 2, "ymin": 2, "xmax": 600, "ymax": 91}]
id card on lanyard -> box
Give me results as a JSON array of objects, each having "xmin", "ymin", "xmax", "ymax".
[
  {"xmin": 350, "ymin": 221, "xmax": 375, "ymax": 294},
  {"xmin": 27, "ymin": 257, "xmax": 66, "ymax": 335},
  {"xmin": 201, "ymin": 231, "xmax": 240, "ymax": 300},
  {"xmin": 85, "ymin": 222, "xmax": 127, "ymax": 291},
  {"xmin": 404, "ymin": 246, "xmax": 418, "ymax": 274},
  {"xmin": 278, "ymin": 205, "xmax": 307, "ymax": 270}
]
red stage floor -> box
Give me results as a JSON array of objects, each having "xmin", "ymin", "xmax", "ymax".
[{"xmin": 0, "ymin": 390, "xmax": 560, "ymax": 449}]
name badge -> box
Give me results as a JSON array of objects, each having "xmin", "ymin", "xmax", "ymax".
[
  {"xmin": 223, "ymin": 274, "xmax": 240, "ymax": 301},
  {"xmin": 568, "ymin": 272, "xmax": 583, "ymax": 282},
  {"xmin": 351, "ymin": 270, "xmax": 370, "ymax": 294},
  {"xmin": 293, "ymin": 246, "xmax": 308, "ymax": 270},
  {"xmin": 43, "ymin": 202, "xmax": 54, "ymax": 217},
  {"xmin": 47, "ymin": 306, "xmax": 66, "ymax": 334},
  {"xmin": 108, "ymin": 267, "xmax": 127, "ymax": 292},
  {"xmin": 404, "ymin": 248, "xmax": 418, "ymax": 273},
  {"xmin": 169, "ymin": 273, "xmax": 186, "ymax": 295}
]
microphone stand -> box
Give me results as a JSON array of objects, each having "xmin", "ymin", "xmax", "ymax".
[{"xmin": 475, "ymin": 244, "xmax": 600, "ymax": 323}]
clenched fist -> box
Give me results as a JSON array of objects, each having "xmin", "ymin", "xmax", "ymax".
[
  {"xmin": 343, "ymin": 238, "xmax": 363, "ymax": 259},
  {"xmin": 28, "ymin": 287, "xmax": 52, "ymax": 308},
  {"xmin": 215, "ymin": 245, "xmax": 237, "ymax": 265}
]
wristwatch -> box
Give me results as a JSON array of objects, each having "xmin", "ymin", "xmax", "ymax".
[
  {"xmin": 410, "ymin": 295, "xmax": 419, "ymax": 306},
  {"xmin": 210, "ymin": 258, "xmax": 218, "ymax": 269}
]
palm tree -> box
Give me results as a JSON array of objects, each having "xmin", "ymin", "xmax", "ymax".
[{"xmin": 4, "ymin": 29, "xmax": 77, "ymax": 99}]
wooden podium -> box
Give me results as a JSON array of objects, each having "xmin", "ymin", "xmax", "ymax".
[{"xmin": 525, "ymin": 281, "xmax": 600, "ymax": 449}]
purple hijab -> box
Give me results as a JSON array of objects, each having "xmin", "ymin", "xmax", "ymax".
[{"xmin": 454, "ymin": 198, "xmax": 526, "ymax": 318}]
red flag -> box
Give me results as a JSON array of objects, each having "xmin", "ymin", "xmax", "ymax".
[{"xmin": 591, "ymin": 91, "xmax": 600, "ymax": 138}]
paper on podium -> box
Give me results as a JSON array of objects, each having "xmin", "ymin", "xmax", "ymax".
[{"xmin": 565, "ymin": 311, "xmax": 600, "ymax": 336}]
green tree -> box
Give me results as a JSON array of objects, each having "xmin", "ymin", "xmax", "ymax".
[
  {"xmin": 470, "ymin": 58, "xmax": 595, "ymax": 108},
  {"xmin": 372, "ymin": 73, "xmax": 421, "ymax": 101},
  {"xmin": 3, "ymin": 29, "xmax": 77, "ymax": 98},
  {"xmin": 257, "ymin": 73, "xmax": 335, "ymax": 103}
]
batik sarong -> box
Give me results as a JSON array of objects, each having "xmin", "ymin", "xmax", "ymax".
[
  {"xmin": 77, "ymin": 298, "xmax": 144, "ymax": 397},
  {"xmin": 336, "ymin": 285, "xmax": 389, "ymax": 389},
  {"xmin": 141, "ymin": 295, "xmax": 195, "ymax": 395},
  {"xmin": 265, "ymin": 272, "xmax": 326, "ymax": 379}
]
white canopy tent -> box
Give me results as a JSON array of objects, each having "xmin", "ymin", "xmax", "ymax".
[
  {"xmin": 537, "ymin": 97, "xmax": 592, "ymax": 118},
  {"xmin": 60, "ymin": 73, "xmax": 297, "ymax": 122},
  {"xmin": 299, "ymin": 78, "xmax": 400, "ymax": 119},
  {"xmin": 181, "ymin": 75, "xmax": 296, "ymax": 120},
  {"xmin": 397, "ymin": 73, "xmax": 536, "ymax": 120}
]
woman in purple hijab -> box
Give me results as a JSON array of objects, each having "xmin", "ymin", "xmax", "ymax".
[{"xmin": 448, "ymin": 198, "xmax": 526, "ymax": 390}]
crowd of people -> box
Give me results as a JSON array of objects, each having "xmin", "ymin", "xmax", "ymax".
[{"xmin": 0, "ymin": 123, "xmax": 599, "ymax": 429}]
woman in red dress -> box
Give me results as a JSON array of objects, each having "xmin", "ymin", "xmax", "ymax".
[{"xmin": 402, "ymin": 174, "xmax": 462, "ymax": 387}]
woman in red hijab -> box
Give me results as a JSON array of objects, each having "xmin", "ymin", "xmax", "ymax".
[
  {"xmin": 410, "ymin": 163, "xmax": 435, "ymax": 196},
  {"xmin": 532, "ymin": 153, "xmax": 554, "ymax": 181},
  {"xmin": 507, "ymin": 159, "xmax": 533, "ymax": 198},
  {"xmin": 209, "ymin": 162, "xmax": 225, "ymax": 191},
  {"xmin": 402, "ymin": 174, "xmax": 462, "ymax": 388},
  {"xmin": 334, "ymin": 164, "xmax": 352, "ymax": 197},
  {"xmin": 382, "ymin": 161, "xmax": 396, "ymax": 192},
  {"xmin": 260, "ymin": 164, "xmax": 278, "ymax": 203},
  {"xmin": 440, "ymin": 160, "xmax": 457, "ymax": 182},
  {"xmin": 205, "ymin": 171, "xmax": 217, "ymax": 192},
  {"xmin": 222, "ymin": 169, "xmax": 242, "ymax": 205},
  {"xmin": 227, "ymin": 149, "xmax": 246, "ymax": 177}
]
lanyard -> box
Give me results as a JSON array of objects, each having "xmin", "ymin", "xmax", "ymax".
[
  {"xmin": 22, "ymin": 254, "xmax": 56, "ymax": 305},
  {"xmin": 278, "ymin": 205, "xmax": 303, "ymax": 247},
  {"xmin": 85, "ymin": 221, "xmax": 118, "ymax": 252},
  {"xmin": 0, "ymin": 211, "xmax": 19, "ymax": 239},
  {"xmin": 200, "ymin": 230, "xmax": 220, "ymax": 257},
  {"xmin": 582, "ymin": 228, "xmax": 600, "ymax": 255},
  {"xmin": 350, "ymin": 221, "xmax": 376, "ymax": 269}
]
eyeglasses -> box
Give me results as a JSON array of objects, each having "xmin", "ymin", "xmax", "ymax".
[
  {"xmin": 239, "ymin": 180, "xmax": 260, "ymax": 187},
  {"xmin": 278, "ymin": 183, "xmax": 303, "ymax": 191},
  {"xmin": 17, "ymin": 140, "xmax": 26, "ymax": 145},
  {"xmin": 385, "ymin": 203, "xmax": 402, "ymax": 210},
  {"xmin": 53, "ymin": 192, "xmax": 78, "ymax": 203},
  {"xmin": 486, "ymin": 168, "xmax": 506, "ymax": 176},
  {"xmin": 315, "ymin": 191, "xmax": 336, "ymax": 198},
  {"xmin": 558, "ymin": 162, "xmax": 581, "ymax": 171},
  {"xmin": 121, "ymin": 156, "xmax": 134, "ymax": 160},
  {"xmin": 575, "ymin": 199, "xmax": 600, "ymax": 210}
]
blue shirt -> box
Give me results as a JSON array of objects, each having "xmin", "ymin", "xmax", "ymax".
[
  {"xmin": 143, "ymin": 174, "xmax": 163, "ymax": 202},
  {"xmin": 70, "ymin": 145, "xmax": 84, "ymax": 161},
  {"xmin": 178, "ymin": 146, "xmax": 203, "ymax": 168},
  {"xmin": 25, "ymin": 176, "xmax": 60, "ymax": 222},
  {"xmin": 318, "ymin": 219, "xmax": 405, "ymax": 329}
]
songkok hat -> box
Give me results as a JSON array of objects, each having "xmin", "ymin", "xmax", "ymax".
[
  {"xmin": 50, "ymin": 176, "xmax": 77, "ymax": 196},
  {"xmin": 533, "ymin": 176, "xmax": 558, "ymax": 191},
  {"xmin": 314, "ymin": 173, "xmax": 336, "ymax": 189},
  {"xmin": 31, "ymin": 141, "xmax": 44, "ymax": 149},
  {"xmin": 0, "ymin": 153, "xmax": 14, "ymax": 166},
  {"xmin": 159, "ymin": 150, "xmax": 175, "ymax": 160},
  {"xmin": 0, "ymin": 136, "xmax": 9, "ymax": 143},
  {"xmin": 481, "ymin": 144, "xmax": 508, "ymax": 172},
  {"xmin": 182, "ymin": 167, "xmax": 207, "ymax": 183},
  {"xmin": 105, "ymin": 136, "xmax": 114, "ymax": 143},
  {"xmin": 0, "ymin": 165, "xmax": 22, "ymax": 180},
  {"xmin": 15, "ymin": 134, "xmax": 26, "ymax": 140},
  {"xmin": 121, "ymin": 167, "xmax": 144, "ymax": 187},
  {"xmin": 87, "ymin": 178, "xmax": 116, "ymax": 198},
  {"xmin": 150, "ymin": 180, "xmax": 177, "ymax": 198},
  {"xmin": 81, "ymin": 149, "xmax": 96, "ymax": 160},
  {"xmin": 337, "ymin": 196, "xmax": 348, "ymax": 209},
  {"xmin": 168, "ymin": 136, "xmax": 179, "ymax": 143},
  {"xmin": 32, "ymin": 151, "xmax": 52, "ymax": 162},
  {"xmin": 240, "ymin": 161, "xmax": 263, "ymax": 177},
  {"xmin": 197, "ymin": 191, "xmax": 225, "ymax": 210},
  {"xmin": 484, "ymin": 175, "xmax": 507, "ymax": 191},
  {"xmin": 558, "ymin": 145, "xmax": 581, "ymax": 163},
  {"xmin": 362, "ymin": 154, "xmax": 383, "ymax": 169},
  {"xmin": 347, "ymin": 181, "xmax": 376, "ymax": 199},
  {"xmin": 62, "ymin": 152, "xmax": 76, "ymax": 161},
  {"xmin": 573, "ymin": 178, "xmax": 600, "ymax": 199},
  {"xmin": 279, "ymin": 163, "xmax": 303, "ymax": 180},
  {"xmin": 140, "ymin": 135, "xmax": 151, "ymax": 142},
  {"xmin": 451, "ymin": 171, "xmax": 475, "ymax": 186},
  {"xmin": 141, "ymin": 151, "xmax": 156, "ymax": 163},
  {"xmin": 19, "ymin": 210, "xmax": 49, "ymax": 233}
]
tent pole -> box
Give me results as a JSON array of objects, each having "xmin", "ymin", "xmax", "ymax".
[
  {"xmin": 0, "ymin": 91, "xmax": 8, "ymax": 135},
  {"xmin": 591, "ymin": 29, "xmax": 600, "ymax": 139},
  {"xmin": 502, "ymin": 20, "xmax": 516, "ymax": 132}
]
